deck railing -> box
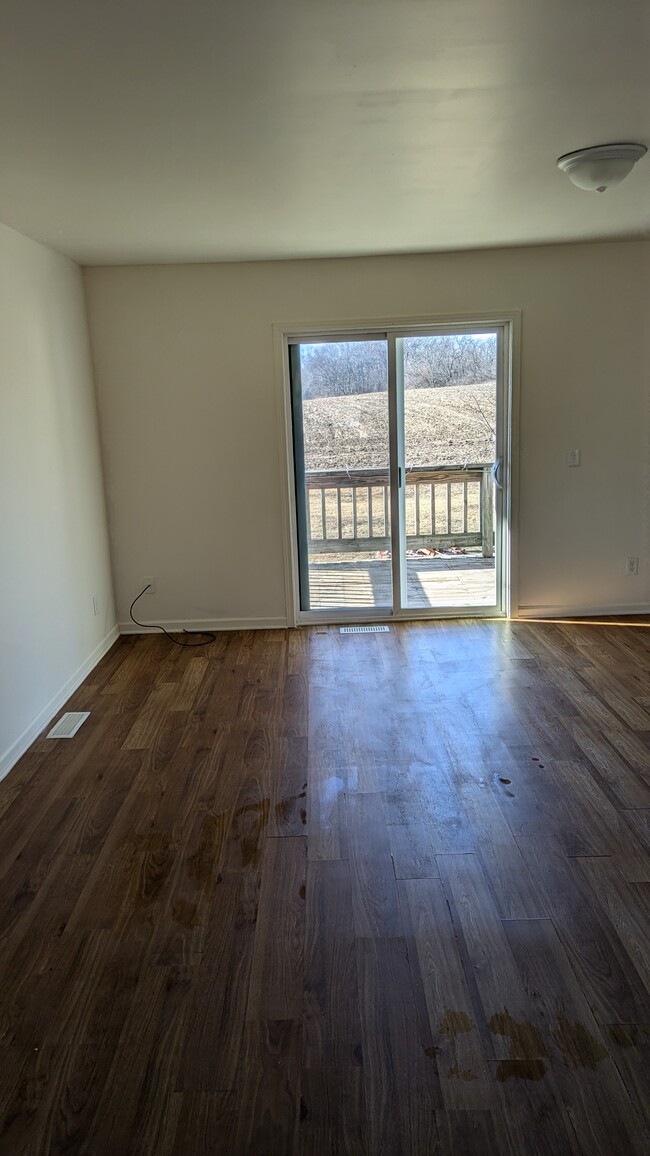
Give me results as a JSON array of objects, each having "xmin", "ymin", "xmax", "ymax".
[{"xmin": 305, "ymin": 464, "xmax": 494, "ymax": 557}]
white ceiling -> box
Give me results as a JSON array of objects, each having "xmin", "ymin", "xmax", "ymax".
[{"xmin": 1, "ymin": 0, "xmax": 648, "ymax": 265}]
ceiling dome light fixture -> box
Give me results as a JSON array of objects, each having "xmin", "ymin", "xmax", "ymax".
[{"xmin": 557, "ymin": 142, "xmax": 647, "ymax": 192}]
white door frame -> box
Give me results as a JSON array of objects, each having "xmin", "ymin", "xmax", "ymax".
[{"xmin": 273, "ymin": 311, "xmax": 521, "ymax": 627}]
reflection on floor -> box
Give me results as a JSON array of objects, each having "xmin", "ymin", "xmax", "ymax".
[{"xmin": 308, "ymin": 555, "xmax": 496, "ymax": 609}]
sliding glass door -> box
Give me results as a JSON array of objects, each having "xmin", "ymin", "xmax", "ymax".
[
  {"xmin": 288, "ymin": 323, "xmax": 508, "ymax": 621},
  {"xmin": 290, "ymin": 338, "xmax": 392, "ymax": 612},
  {"xmin": 400, "ymin": 332, "xmax": 499, "ymax": 612}
]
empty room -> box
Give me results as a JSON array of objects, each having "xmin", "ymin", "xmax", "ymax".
[{"xmin": 1, "ymin": 1, "xmax": 649, "ymax": 1153}]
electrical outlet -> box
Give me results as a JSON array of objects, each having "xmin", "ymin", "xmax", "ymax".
[
  {"xmin": 566, "ymin": 449, "xmax": 581, "ymax": 467},
  {"xmin": 92, "ymin": 595, "xmax": 99, "ymax": 616},
  {"xmin": 142, "ymin": 575, "xmax": 156, "ymax": 593},
  {"xmin": 625, "ymin": 556, "xmax": 639, "ymax": 577}
]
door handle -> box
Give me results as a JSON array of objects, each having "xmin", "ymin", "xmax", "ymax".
[
  {"xmin": 398, "ymin": 466, "xmax": 403, "ymax": 487},
  {"xmin": 492, "ymin": 459, "xmax": 503, "ymax": 490}
]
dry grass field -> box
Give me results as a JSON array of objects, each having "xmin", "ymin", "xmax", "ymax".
[{"xmin": 303, "ymin": 380, "xmax": 496, "ymax": 471}]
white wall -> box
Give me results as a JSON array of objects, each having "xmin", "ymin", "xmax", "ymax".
[
  {"xmin": 0, "ymin": 222, "xmax": 116, "ymax": 776},
  {"xmin": 84, "ymin": 240, "xmax": 650, "ymax": 628}
]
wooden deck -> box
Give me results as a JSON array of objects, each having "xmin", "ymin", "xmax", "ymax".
[{"xmin": 307, "ymin": 554, "xmax": 496, "ymax": 610}]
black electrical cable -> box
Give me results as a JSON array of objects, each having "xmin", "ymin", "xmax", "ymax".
[{"xmin": 129, "ymin": 585, "xmax": 217, "ymax": 647}]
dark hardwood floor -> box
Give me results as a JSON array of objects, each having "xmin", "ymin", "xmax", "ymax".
[{"xmin": 0, "ymin": 619, "xmax": 649, "ymax": 1154}]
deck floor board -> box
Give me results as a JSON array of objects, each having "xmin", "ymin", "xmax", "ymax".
[{"xmin": 308, "ymin": 555, "xmax": 496, "ymax": 609}]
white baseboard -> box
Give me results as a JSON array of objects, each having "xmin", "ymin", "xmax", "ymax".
[
  {"xmin": 119, "ymin": 616, "xmax": 288, "ymax": 634},
  {"xmin": 0, "ymin": 624, "xmax": 120, "ymax": 783},
  {"xmin": 516, "ymin": 602, "xmax": 650, "ymax": 619}
]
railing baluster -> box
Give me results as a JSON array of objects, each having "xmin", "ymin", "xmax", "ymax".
[
  {"xmin": 305, "ymin": 465, "xmax": 490, "ymax": 551},
  {"xmin": 481, "ymin": 466, "xmax": 495, "ymax": 558}
]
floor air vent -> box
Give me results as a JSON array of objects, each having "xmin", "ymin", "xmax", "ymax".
[
  {"xmin": 47, "ymin": 712, "xmax": 90, "ymax": 739},
  {"xmin": 340, "ymin": 625, "xmax": 390, "ymax": 634}
]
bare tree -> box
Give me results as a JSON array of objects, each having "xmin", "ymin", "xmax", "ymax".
[
  {"xmin": 300, "ymin": 341, "xmax": 387, "ymax": 399},
  {"xmin": 299, "ymin": 334, "xmax": 496, "ymax": 399},
  {"xmin": 404, "ymin": 334, "xmax": 496, "ymax": 389}
]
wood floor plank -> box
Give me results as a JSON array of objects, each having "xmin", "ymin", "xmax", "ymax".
[
  {"xmin": 170, "ymin": 1092, "xmax": 236, "ymax": 1156},
  {"xmin": 561, "ymin": 715, "xmax": 650, "ymax": 810},
  {"xmin": 388, "ymin": 821, "xmax": 439, "ymax": 880},
  {"xmin": 0, "ymin": 931, "xmax": 113, "ymax": 1152},
  {"xmin": 399, "ymin": 877, "xmax": 491, "ymax": 1109},
  {"xmin": 303, "ymin": 859, "xmax": 361, "ymax": 1070},
  {"xmin": 306, "ymin": 749, "xmax": 347, "ymax": 862},
  {"xmin": 246, "ymin": 834, "xmax": 307, "ymax": 1022},
  {"xmin": 169, "ymin": 655, "xmax": 211, "ymax": 712},
  {"xmin": 177, "ymin": 872, "xmax": 257, "ymax": 1093},
  {"xmin": 347, "ymin": 792, "xmax": 402, "ymax": 938},
  {"xmin": 383, "ymin": 752, "xmax": 476, "ymax": 855},
  {"xmin": 281, "ymin": 668, "xmax": 308, "ymax": 736},
  {"xmin": 455, "ymin": 779, "xmax": 548, "ymax": 919},
  {"xmin": 1, "ymin": 620, "xmax": 649, "ymax": 1154},
  {"xmin": 560, "ymin": 655, "xmax": 650, "ymax": 731},
  {"xmin": 577, "ymin": 857, "xmax": 650, "ymax": 994},
  {"xmin": 603, "ymin": 1024, "xmax": 650, "ymax": 1125},
  {"xmin": 516, "ymin": 835, "xmax": 649, "ymax": 1025},
  {"xmin": 64, "ymin": 741, "xmax": 200, "ymax": 938},
  {"xmin": 82, "ymin": 962, "xmax": 192, "ymax": 1156},
  {"xmin": 231, "ymin": 1020, "xmax": 302, "ymax": 1155},
  {"xmin": 438, "ymin": 856, "xmax": 580, "ymax": 1156},
  {"xmin": 153, "ymin": 804, "xmax": 232, "ymax": 968},
  {"xmin": 622, "ymin": 807, "xmax": 650, "ymax": 855},
  {"xmin": 437, "ymin": 854, "xmax": 534, "ymax": 1053},
  {"xmin": 178, "ymin": 782, "xmax": 269, "ymax": 1090},
  {"xmin": 549, "ymin": 758, "xmax": 650, "ymax": 880},
  {"xmin": 553, "ymin": 668, "xmax": 650, "ymax": 773},
  {"xmin": 0, "ymin": 710, "xmax": 134, "ymax": 879},
  {"xmin": 491, "ymin": 1078, "xmax": 579, "ymax": 1156},
  {"xmin": 122, "ymin": 683, "xmax": 179, "ymax": 749},
  {"xmin": 268, "ymin": 735, "xmax": 309, "ymax": 837},
  {"xmin": 480, "ymin": 742, "xmax": 599, "ymax": 856},
  {"xmin": 435, "ymin": 1108, "xmax": 506, "ymax": 1156},
  {"xmin": 356, "ymin": 935, "xmax": 441, "ymax": 1156},
  {"xmin": 297, "ymin": 1068, "xmax": 366, "ymax": 1156},
  {"xmin": 502, "ymin": 917, "xmax": 648, "ymax": 1155}
]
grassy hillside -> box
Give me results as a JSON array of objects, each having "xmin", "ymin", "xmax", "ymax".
[{"xmin": 303, "ymin": 380, "xmax": 496, "ymax": 471}]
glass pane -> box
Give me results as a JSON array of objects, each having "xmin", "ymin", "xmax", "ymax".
[
  {"xmin": 292, "ymin": 339, "xmax": 392, "ymax": 611},
  {"xmin": 402, "ymin": 333, "xmax": 497, "ymax": 609}
]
